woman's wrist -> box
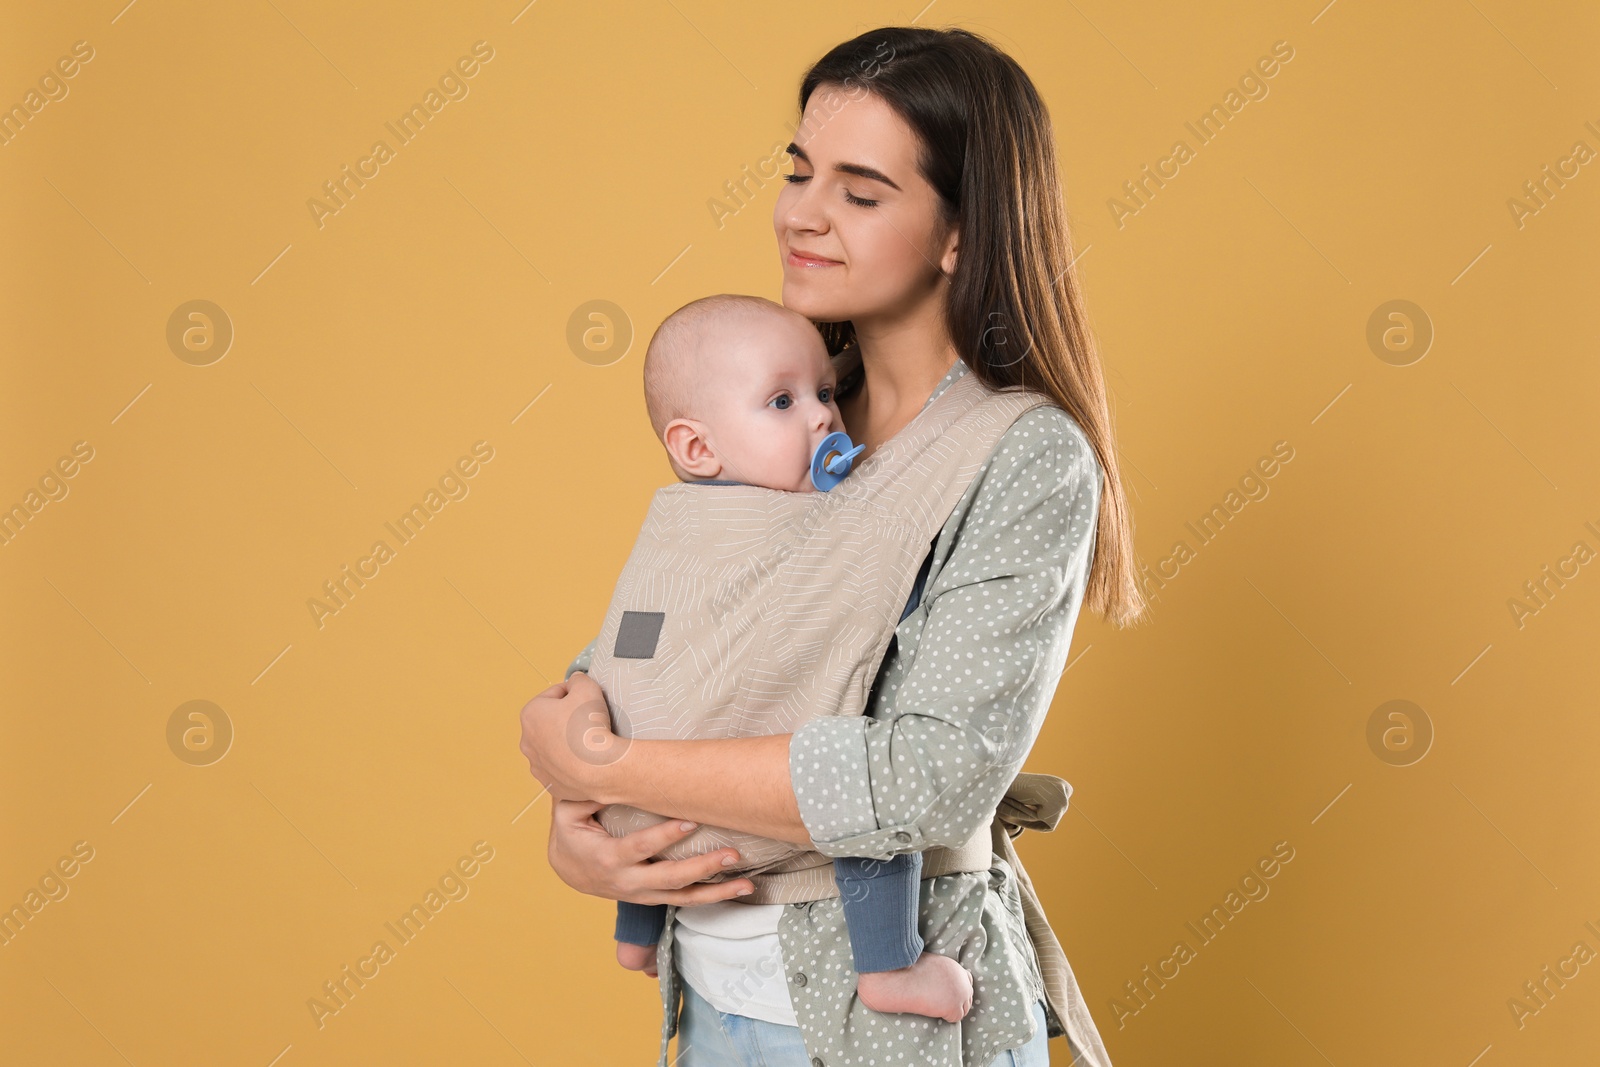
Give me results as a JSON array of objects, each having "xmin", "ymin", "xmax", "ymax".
[
  {"xmin": 586, "ymin": 740, "xmax": 631, "ymax": 807},
  {"xmin": 594, "ymin": 737, "xmax": 679, "ymax": 810}
]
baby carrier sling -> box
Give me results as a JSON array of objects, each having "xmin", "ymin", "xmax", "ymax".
[
  {"xmin": 588, "ymin": 349, "xmax": 1102, "ymax": 1046},
  {"xmin": 589, "ymin": 346, "xmax": 1050, "ymax": 870}
]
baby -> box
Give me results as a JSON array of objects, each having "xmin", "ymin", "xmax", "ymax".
[{"xmin": 608, "ymin": 293, "xmax": 974, "ymax": 1023}]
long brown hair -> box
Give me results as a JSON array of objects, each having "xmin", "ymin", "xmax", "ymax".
[{"xmin": 800, "ymin": 26, "xmax": 1147, "ymax": 627}]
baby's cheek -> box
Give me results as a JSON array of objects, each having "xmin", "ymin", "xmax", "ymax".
[
  {"xmin": 790, "ymin": 436, "xmax": 819, "ymax": 490},
  {"xmin": 739, "ymin": 439, "xmax": 798, "ymax": 491}
]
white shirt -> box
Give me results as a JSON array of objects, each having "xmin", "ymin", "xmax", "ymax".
[{"xmin": 671, "ymin": 901, "xmax": 798, "ymax": 1026}]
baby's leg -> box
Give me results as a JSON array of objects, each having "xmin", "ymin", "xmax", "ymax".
[
  {"xmin": 615, "ymin": 901, "xmax": 667, "ymax": 976},
  {"xmin": 833, "ymin": 852, "xmax": 973, "ymax": 1022}
]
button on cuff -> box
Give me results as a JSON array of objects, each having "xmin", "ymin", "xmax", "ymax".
[{"xmin": 808, "ymin": 823, "xmax": 926, "ymax": 860}]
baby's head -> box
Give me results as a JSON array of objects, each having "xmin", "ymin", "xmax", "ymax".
[{"xmin": 643, "ymin": 295, "xmax": 843, "ymax": 492}]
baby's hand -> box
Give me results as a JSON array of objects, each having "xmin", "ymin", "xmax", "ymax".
[{"xmin": 617, "ymin": 939, "xmax": 659, "ymax": 978}]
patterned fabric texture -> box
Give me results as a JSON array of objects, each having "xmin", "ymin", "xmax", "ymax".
[{"xmin": 587, "ymin": 360, "xmax": 1052, "ymax": 883}]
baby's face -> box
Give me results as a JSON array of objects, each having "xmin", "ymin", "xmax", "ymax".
[{"xmin": 696, "ymin": 313, "xmax": 844, "ymax": 492}]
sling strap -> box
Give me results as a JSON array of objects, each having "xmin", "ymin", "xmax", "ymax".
[{"xmin": 744, "ymin": 770, "xmax": 1111, "ymax": 1062}]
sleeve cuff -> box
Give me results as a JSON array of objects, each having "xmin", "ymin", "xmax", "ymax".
[
  {"xmin": 615, "ymin": 901, "xmax": 667, "ymax": 946},
  {"xmin": 789, "ymin": 716, "xmax": 928, "ymax": 861},
  {"xmin": 565, "ymin": 637, "xmax": 597, "ymax": 680}
]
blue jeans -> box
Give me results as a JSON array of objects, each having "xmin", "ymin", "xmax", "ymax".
[{"xmin": 676, "ymin": 971, "xmax": 1051, "ymax": 1066}]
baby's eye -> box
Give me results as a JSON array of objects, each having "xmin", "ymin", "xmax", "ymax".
[
  {"xmin": 769, "ymin": 393, "xmax": 792, "ymax": 410},
  {"xmin": 818, "ymin": 386, "xmax": 833, "ymax": 404}
]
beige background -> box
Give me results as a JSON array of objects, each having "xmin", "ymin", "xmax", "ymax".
[{"xmin": 2, "ymin": 1, "xmax": 1596, "ymax": 1064}]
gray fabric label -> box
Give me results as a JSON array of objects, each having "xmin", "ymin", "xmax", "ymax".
[{"xmin": 614, "ymin": 610, "xmax": 665, "ymax": 659}]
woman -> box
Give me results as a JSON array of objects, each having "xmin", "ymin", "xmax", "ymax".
[{"xmin": 521, "ymin": 25, "xmax": 1144, "ymax": 1067}]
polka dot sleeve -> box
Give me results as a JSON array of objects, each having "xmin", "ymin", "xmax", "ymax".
[
  {"xmin": 787, "ymin": 406, "xmax": 1103, "ymax": 861},
  {"xmin": 564, "ymin": 638, "xmax": 596, "ymax": 680}
]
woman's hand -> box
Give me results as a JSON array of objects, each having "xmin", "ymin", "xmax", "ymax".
[
  {"xmin": 548, "ymin": 798, "xmax": 755, "ymax": 905},
  {"xmin": 519, "ymin": 671, "xmax": 624, "ymax": 802}
]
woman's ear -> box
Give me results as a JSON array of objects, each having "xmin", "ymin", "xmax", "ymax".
[
  {"xmin": 663, "ymin": 418, "xmax": 720, "ymax": 480},
  {"xmin": 939, "ymin": 224, "xmax": 959, "ymax": 277}
]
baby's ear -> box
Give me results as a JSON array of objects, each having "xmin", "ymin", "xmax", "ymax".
[{"xmin": 662, "ymin": 418, "xmax": 718, "ymax": 478}]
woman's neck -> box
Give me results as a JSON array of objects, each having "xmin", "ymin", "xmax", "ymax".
[{"xmin": 842, "ymin": 316, "xmax": 960, "ymax": 460}]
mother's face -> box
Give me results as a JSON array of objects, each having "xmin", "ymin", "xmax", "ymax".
[{"xmin": 773, "ymin": 85, "xmax": 958, "ymax": 326}]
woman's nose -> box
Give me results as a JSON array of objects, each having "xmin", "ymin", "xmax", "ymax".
[{"xmin": 780, "ymin": 181, "xmax": 827, "ymax": 235}]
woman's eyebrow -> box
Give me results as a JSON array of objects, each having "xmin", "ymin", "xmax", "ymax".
[{"xmin": 785, "ymin": 143, "xmax": 902, "ymax": 192}]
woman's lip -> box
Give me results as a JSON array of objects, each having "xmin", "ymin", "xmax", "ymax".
[{"xmin": 788, "ymin": 250, "xmax": 842, "ymax": 267}]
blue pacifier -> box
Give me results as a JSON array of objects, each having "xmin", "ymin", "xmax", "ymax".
[{"xmin": 809, "ymin": 431, "xmax": 865, "ymax": 492}]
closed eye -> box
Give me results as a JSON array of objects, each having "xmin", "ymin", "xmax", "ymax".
[{"xmin": 781, "ymin": 173, "xmax": 878, "ymax": 208}]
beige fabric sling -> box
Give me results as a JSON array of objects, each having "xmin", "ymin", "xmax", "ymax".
[
  {"xmin": 589, "ymin": 353, "xmax": 1048, "ymax": 868},
  {"xmin": 589, "ymin": 350, "xmax": 1108, "ymax": 1059}
]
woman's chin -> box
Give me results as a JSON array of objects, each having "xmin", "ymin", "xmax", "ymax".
[{"xmin": 781, "ymin": 282, "xmax": 848, "ymax": 323}]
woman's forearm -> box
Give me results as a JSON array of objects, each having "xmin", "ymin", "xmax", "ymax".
[{"xmin": 594, "ymin": 733, "xmax": 814, "ymax": 849}]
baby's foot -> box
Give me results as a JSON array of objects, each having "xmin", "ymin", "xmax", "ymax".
[
  {"xmin": 616, "ymin": 940, "xmax": 659, "ymax": 978},
  {"xmin": 855, "ymin": 951, "xmax": 973, "ymax": 1022}
]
